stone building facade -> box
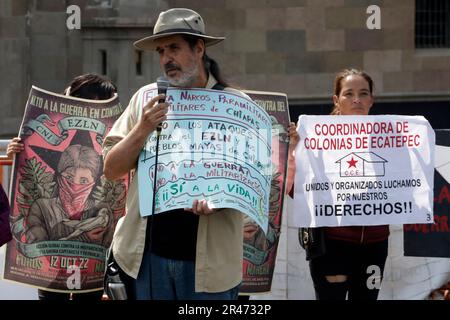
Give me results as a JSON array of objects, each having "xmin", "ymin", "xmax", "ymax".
[{"xmin": 1, "ymin": 0, "xmax": 449, "ymax": 136}]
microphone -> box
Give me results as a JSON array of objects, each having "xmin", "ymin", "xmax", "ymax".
[{"xmin": 156, "ymin": 76, "xmax": 169, "ymax": 133}]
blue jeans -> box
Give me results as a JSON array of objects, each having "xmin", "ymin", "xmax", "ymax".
[{"xmin": 133, "ymin": 251, "xmax": 240, "ymax": 300}]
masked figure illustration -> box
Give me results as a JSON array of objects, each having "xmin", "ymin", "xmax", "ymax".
[{"xmin": 24, "ymin": 144, "xmax": 112, "ymax": 245}]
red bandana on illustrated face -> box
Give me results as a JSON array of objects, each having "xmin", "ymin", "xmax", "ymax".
[{"xmin": 58, "ymin": 175, "xmax": 95, "ymax": 220}]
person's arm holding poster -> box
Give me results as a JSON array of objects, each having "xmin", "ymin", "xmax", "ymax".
[
  {"xmin": 286, "ymin": 122, "xmax": 299, "ymax": 197},
  {"xmin": 300, "ymin": 68, "xmax": 390, "ymax": 301},
  {"xmin": 6, "ymin": 137, "xmax": 24, "ymax": 158}
]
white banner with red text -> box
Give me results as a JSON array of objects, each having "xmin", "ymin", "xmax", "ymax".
[{"xmin": 293, "ymin": 115, "xmax": 435, "ymax": 227}]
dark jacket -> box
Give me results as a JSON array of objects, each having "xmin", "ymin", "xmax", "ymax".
[
  {"xmin": 325, "ymin": 225, "xmax": 390, "ymax": 244},
  {"xmin": 0, "ymin": 184, "xmax": 12, "ymax": 247},
  {"xmin": 288, "ymin": 184, "xmax": 389, "ymax": 244}
]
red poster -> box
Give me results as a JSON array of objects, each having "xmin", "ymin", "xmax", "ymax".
[
  {"xmin": 240, "ymin": 90, "xmax": 290, "ymax": 293},
  {"xmin": 3, "ymin": 86, "xmax": 127, "ymax": 292},
  {"xmin": 404, "ymin": 129, "xmax": 450, "ymax": 257}
]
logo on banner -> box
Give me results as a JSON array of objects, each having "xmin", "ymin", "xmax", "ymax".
[{"xmin": 335, "ymin": 152, "xmax": 388, "ymax": 178}]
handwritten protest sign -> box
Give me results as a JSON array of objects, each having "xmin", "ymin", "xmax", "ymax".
[
  {"xmin": 138, "ymin": 88, "xmax": 272, "ymax": 232},
  {"xmin": 3, "ymin": 86, "xmax": 127, "ymax": 292},
  {"xmin": 293, "ymin": 115, "xmax": 435, "ymax": 227}
]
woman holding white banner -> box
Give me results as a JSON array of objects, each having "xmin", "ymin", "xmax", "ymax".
[{"xmin": 292, "ymin": 69, "xmax": 390, "ymax": 300}]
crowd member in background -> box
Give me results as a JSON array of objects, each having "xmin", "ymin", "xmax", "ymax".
[{"xmin": 290, "ymin": 69, "xmax": 389, "ymax": 300}]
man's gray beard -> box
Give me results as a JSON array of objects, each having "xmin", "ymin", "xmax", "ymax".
[{"xmin": 167, "ymin": 63, "xmax": 200, "ymax": 87}]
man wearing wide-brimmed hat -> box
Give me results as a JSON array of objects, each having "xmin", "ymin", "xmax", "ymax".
[{"xmin": 103, "ymin": 8, "xmax": 246, "ymax": 299}]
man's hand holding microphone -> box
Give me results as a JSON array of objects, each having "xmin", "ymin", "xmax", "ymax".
[{"xmin": 138, "ymin": 76, "xmax": 170, "ymax": 136}]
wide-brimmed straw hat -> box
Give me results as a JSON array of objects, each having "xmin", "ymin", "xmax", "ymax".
[{"xmin": 134, "ymin": 8, "xmax": 225, "ymax": 51}]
